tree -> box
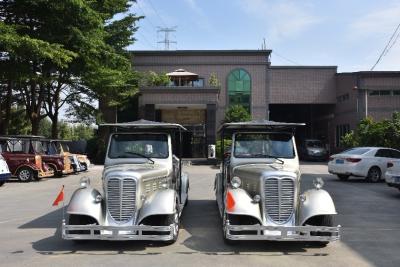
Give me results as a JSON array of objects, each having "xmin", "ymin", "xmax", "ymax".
[
  {"xmin": 224, "ymin": 104, "xmax": 251, "ymax": 123},
  {"xmin": 341, "ymin": 112, "xmax": 400, "ymax": 149},
  {"xmin": 1, "ymin": 0, "xmax": 141, "ymax": 137},
  {"xmin": 208, "ymin": 72, "xmax": 220, "ymax": 87}
]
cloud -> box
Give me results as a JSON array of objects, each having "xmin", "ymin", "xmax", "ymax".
[
  {"xmin": 238, "ymin": 0, "xmax": 322, "ymax": 42},
  {"xmin": 347, "ymin": 3, "xmax": 400, "ymax": 70},
  {"xmin": 349, "ymin": 3, "xmax": 400, "ymax": 40},
  {"xmin": 182, "ymin": 0, "xmax": 214, "ymax": 32}
]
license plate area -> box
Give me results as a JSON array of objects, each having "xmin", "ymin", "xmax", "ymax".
[{"xmin": 336, "ymin": 159, "xmax": 344, "ymax": 164}]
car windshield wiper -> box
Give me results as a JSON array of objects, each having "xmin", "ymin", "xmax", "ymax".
[
  {"xmin": 121, "ymin": 152, "xmax": 155, "ymax": 164},
  {"xmin": 252, "ymin": 154, "xmax": 285, "ymax": 164}
]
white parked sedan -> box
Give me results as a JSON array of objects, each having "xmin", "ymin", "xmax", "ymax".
[
  {"xmin": 328, "ymin": 147, "xmax": 400, "ymax": 182},
  {"xmin": 385, "ymin": 160, "xmax": 400, "ymax": 190}
]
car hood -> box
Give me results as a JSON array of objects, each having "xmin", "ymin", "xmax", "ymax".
[{"xmin": 103, "ymin": 163, "xmax": 170, "ymax": 180}]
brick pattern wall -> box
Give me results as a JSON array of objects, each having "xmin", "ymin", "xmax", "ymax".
[
  {"xmin": 269, "ymin": 67, "xmax": 337, "ymax": 104},
  {"xmin": 134, "ymin": 53, "xmax": 269, "ymax": 125}
]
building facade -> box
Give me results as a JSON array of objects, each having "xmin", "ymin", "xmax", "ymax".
[{"xmin": 112, "ymin": 50, "xmax": 400, "ymax": 157}]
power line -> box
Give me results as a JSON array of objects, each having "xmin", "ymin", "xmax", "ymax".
[
  {"xmin": 135, "ymin": 1, "xmax": 157, "ymax": 29},
  {"xmin": 272, "ymin": 51, "xmax": 301, "ymax": 65},
  {"xmin": 137, "ymin": 32, "xmax": 157, "ymax": 49},
  {"xmin": 147, "ymin": 0, "xmax": 167, "ymax": 28},
  {"xmin": 371, "ymin": 23, "xmax": 400, "ymax": 70}
]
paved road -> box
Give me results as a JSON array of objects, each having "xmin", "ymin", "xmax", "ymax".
[{"xmin": 0, "ymin": 163, "xmax": 399, "ymax": 267}]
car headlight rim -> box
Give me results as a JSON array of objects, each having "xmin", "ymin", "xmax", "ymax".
[{"xmin": 231, "ymin": 176, "xmax": 242, "ymax": 189}]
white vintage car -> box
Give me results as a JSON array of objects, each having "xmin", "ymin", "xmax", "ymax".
[
  {"xmin": 0, "ymin": 154, "xmax": 11, "ymax": 187},
  {"xmin": 385, "ymin": 160, "xmax": 400, "ymax": 191},
  {"xmin": 215, "ymin": 120, "xmax": 341, "ymax": 244},
  {"xmin": 62, "ymin": 120, "xmax": 189, "ymax": 243}
]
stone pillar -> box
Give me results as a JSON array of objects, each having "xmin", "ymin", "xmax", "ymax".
[{"xmin": 206, "ymin": 104, "xmax": 217, "ymax": 145}]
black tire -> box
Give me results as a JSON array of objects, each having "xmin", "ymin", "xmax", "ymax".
[
  {"xmin": 68, "ymin": 215, "xmax": 97, "ymax": 244},
  {"xmin": 0, "ymin": 181, "xmax": 5, "ymax": 187},
  {"xmin": 367, "ymin": 167, "xmax": 381, "ymax": 183},
  {"xmin": 17, "ymin": 167, "xmax": 33, "ymax": 182},
  {"xmin": 163, "ymin": 201, "xmax": 180, "ymax": 245},
  {"xmin": 309, "ymin": 215, "xmax": 333, "ymax": 246},
  {"xmin": 47, "ymin": 165, "xmax": 61, "ymax": 178},
  {"xmin": 337, "ymin": 174, "xmax": 349, "ymax": 181}
]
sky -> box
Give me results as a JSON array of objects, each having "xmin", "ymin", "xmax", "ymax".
[{"xmin": 128, "ymin": 0, "xmax": 400, "ymax": 72}]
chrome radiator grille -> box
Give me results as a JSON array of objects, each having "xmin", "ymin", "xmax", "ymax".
[
  {"xmin": 107, "ymin": 178, "xmax": 136, "ymax": 223},
  {"xmin": 264, "ymin": 177, "xmax": 295, "ymax": 224}
]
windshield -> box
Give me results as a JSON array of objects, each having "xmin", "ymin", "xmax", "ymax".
[
  {"xmin": 61, "ymin": 143, "xmax": 70, "ymax": 153},
  {"xmin": 234, "ymin": 133, "xmax": 295, "ymax": 158},
  {"xmin": 306, "ymin": 140, "xmax": 323, "ymax": 148},
  {"xmin": 108, "ymin": 134, "xmax": 169, "ymax": 159}
]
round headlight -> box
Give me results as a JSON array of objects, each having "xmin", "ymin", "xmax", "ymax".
[
  {"xmin": 252, "ymin": 194, "xmax": 261, "ymax": 203},
  {"xmin": 313, "ymin": 177, "xmax": 324, "ymax": 190},
  {"xmin": 231, "ymin": 176, "xmax": 242, "ymax": 189},
  {"xmin": 95, "ymin": 194, "xmax": 102, "ymax": 203},
  {"xmin": 80, "ymin": 177, "xmax": 90, "ymax": 188}
]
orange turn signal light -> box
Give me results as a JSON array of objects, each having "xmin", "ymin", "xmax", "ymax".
[{"xmin": 226, "ymin": 191, "xmax": 235, "ymax": 211}]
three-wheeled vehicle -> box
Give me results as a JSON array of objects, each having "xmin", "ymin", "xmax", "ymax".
[
  {"xmin": 215, "ymin": 120, "xmax": 341, "ymax": 244},
  {"xmin": 62, "ymin": 120, "xmax": 189, "ymax": 243}
]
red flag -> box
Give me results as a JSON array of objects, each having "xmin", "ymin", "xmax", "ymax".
[{"xmin": 52, "ymin": 185, "xmax": 64, "ymax": 206}]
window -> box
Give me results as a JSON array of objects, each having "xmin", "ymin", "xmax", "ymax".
[
  {"xmin": 375, "ymin": 149, "xmax": 392, "ymax": 158},
  {"xmin": 192, "ymin": 78, "xmax": 204, "ymax": 87},
  {"xmin": 234, "ymin": 133, "xmax": 294, "ymax": 158},
  {"xmin": 343, "ymin": 148, "xmax": 371, "ymax": 155},
  {"xmin": 335, "ymin": 124, "xmax": 350, "ymax": 147},
  {"xmin": 227, "ymin": 69, "xmax": 251, "ymax": 112},
  {"xmin": 108, "ymin": 134, "xmax": 169, "ymax": 159},
  {"xmin": 336, "ymin": 93, "xmax": 349, "ymax": 103},
  {"xmin": 369, "ymin": 90, "xmax": 397, "ymax": 96},
  {"xmin": 390, "ymin": 149, "xmax": 400, "ymax": 159}
]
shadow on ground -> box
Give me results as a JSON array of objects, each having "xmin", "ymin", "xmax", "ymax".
[{"xmin": 21, "ymin": 198, "xmax": 328, "ymax": 257}]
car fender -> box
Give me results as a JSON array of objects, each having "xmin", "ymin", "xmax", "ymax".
[
  {"xmin": 180, "ymin": 172, "xmax": 189, "ymax": 202},
  {"xmin": 225, "ymin": 188, "xmax": 262, "ymax": 223},
  {"xmin": 299, "ymin": 188, "xmax": 337, "ymax": 225},
  {"xmin": 137, "ymin": 189, "xmax": 177, "ymax": 224},
  {"xmin": 67, "ymin": 186, "xmax": 103, "ymax": 224}
]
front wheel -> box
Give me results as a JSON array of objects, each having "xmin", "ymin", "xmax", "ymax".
[
  {"xmin": 163, "ymin": 201, "xmax": 180, "ymax": 244},
  {"xmin": 367, "ymin": 167, "xmax": 381, "ymax": 183},
  {"xmin": 308, "ymin": 215, "xmax": 333, "ymax": 246},
  {"xmin": 17, "ymin": 167, "xmax": 33, "ymax": 182}
]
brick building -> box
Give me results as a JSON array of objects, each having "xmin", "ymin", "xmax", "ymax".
[{"xmin": 105, "ymin": 50, "xmax": 400, "ymax": 157}]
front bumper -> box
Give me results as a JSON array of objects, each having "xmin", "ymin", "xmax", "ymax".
[
  {"xmin": 385, "ymin": 174, "xmax": 400, "ymax": 188},
  {"xmin": 225, "ymin": 222, "xmax": 341, "ymax": 241},
  {"xmin": 62, "ymin": 221, "xmax": 175, "ymax": 241},
  {"xmin": 0, "ymin": 172, "xmax": 11, "ymax": 181}
]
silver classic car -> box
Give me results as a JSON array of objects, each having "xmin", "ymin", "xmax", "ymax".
[
  {"xmin": 62, "ymin": 120, "xmax": 189, "ymax": 243},
  {"xmin": 215, "ymin": 120, "xmax": 341, "ymax": 244}
]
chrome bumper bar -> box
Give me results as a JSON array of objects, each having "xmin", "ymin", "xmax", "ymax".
[
  {"xmin": 62, "ymin": 220, "xmax": 175, "ymax": 241},
  {"xmin": 226, "ymin": 222, "xmax": 341, "ymax": 241}
]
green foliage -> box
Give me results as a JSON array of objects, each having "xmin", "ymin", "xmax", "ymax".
[
  {"xmin": 7, "ymin": 106, "xmax": 30, "ymax": 135},
  {"xmin": 208, "ymin": 73, "xmax": 220, "ymax": 87},
  {"xmin": 58, "ymin": 123, "xmax": 95, "ymax": 141},
  {"xmin": 224, "ymin": 105, "xmax": 251, "ymax": 123},
  {"xmin": 216, "ymin": 139, "xmax": 232, "ymax": 160},
  {"xmin": 138, "ymin": 71, "xmax": 170, "ymax": 87},
  {"xmin": 340, "ymin": 112, "xmax": 400, "ymax": 149}
]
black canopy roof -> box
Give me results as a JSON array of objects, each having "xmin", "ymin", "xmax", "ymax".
[
  {"xmin": 218, "ymin": 120, "xmax": 305, "ymax": 134},
  {"xmin": 100, "ymin": 119, "xmax": 187, "ymax": 131}
]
